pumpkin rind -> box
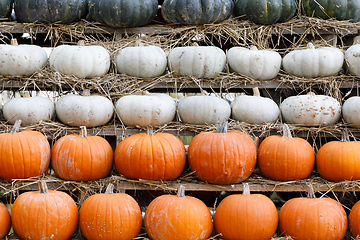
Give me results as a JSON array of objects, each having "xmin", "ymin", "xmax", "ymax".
[
  {"xmin": 345, "ymin": 44, "xmax": 360, "ymax": 76},
  {"xmin": 0, "ymin": 202, "xmax": 10, "ymax": 239},
  {"xmin": 0, "ymin": 0, "xmax": 11, "ymax": 18},
  {"xmin": 343, "ymin": 96, "xmax": 360, "ymax": 128},
  {"xmin": 14, "ymin": 0, "xmax": 87, "ymax": 24},
  {"xmin": 350, "ymin": 200, "xmax": 360, "ymax": 238},
  {"xmin": 88, "ymin": 0, "xmax": 158, "ymax": 28},
  {"xmin": 161, "ymin": 0, "xmax": 234, "ymax": 25}
]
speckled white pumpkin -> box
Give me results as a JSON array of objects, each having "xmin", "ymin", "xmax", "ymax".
[
  {"xmin": 178, "ymin": 95, "xmax": 231, "ymax": 125},
  {"xmin": 231, "ymin": 88, "xmax": 280, "ymax": 124},
  {"xmin": 3, "ymin": 94, "xmax": 54, "ymax": 126},
  {"xmin": 115, "ymin": 91, "xmax": 176, "ymax": 127},
  {"xmin": 115, "ymin": 45, "xmax": 167, "ymax": 78},
  {"xmin": 0, "ymin": 39, "xmax": 47, "ymax": 76},
  {"xmin": 342, "ymin": 96, "xmax": 360, "ymax": 128},
  {"xmin": 56, "ymin": 91, "xmax": 114, "ymax": 127},
  {"xmin": 49, "ymin": 40, "xmax": 110, "ymax": 78},
  {"xmin": 167, "ymin": 44, "xmax": 226, "ymax": 78},
  {"xmin": 345, "ymin": 44, "xmax": 360, "ymax": 76},
  {"xmin": 227, "ymin": 46, "xmax": 281, "ymax": 80},
  {"xmin": 280, "ymin": 92, "xmax": 341, "ymax": 126},
  {"xmin": 282, "ymin": 43, "xmax": 344, "ymax": 78}
]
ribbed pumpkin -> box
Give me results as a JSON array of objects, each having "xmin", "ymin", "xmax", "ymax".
[
  {"xmin": 79, "ymin": 183, "xmax": 142, "ymax": 240},
  {"xmin": 11, "ymin": 181, "xmax": 78, "ymax": 240},
  {"xmin": 188, "ymin": 122, "xmax": 257, "ymax": 184},
  {"xmin": 161, "ymin": 0, "xmax": 234, "ymax": 25},
  {"xmin": 88, "ymin": 0, "xmax": 157, "ymax": 28},
  {"xmin": 115, "ymin": 126, "xmax": 186, "ymax": 181},
  {"xmin": 214, "ymin": 183, "xmax": 278, "ymax": 240},
  {"xmin": 279, "ymin": 185, "xmax": 347, "ymax": 240},
  {"xmin": 350, "ymin": 200, "xmax": 360, "ymax": 238},
  {"xmin": 51, "ymin": 126, "xmax": 113, "ymax": 181},
  {"xmin": 144, "ymin": 185, "xmax": 213, "ymax": 240},
  {"xmin": 0, "ymin": 119, "xmax": 50, "ymax": 182},
  {"xmin": 0, "ymin": 202, "xmax": 10, "ymax": 239},
  {"xmin": 257, "ymin": 124, "xmax": 315, "ymax": 181},
  {"xmin": 0, "ymin": 0, "xmax": 11, "ymax": 18},
  {"xmin": 316, "ymin": 129, "xmax": 360, "ymax": 181},
  {"xmin": 14, "ymin": 0, "xmax": 87, "ymax": 24}
]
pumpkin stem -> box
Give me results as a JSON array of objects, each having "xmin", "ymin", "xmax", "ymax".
[
  {"xmin": 77, "ymin": 40, "xmax": 86, "ymax": 46},
  {"xmin": 249, "ymin": 45, "xmax": 258, "ymax": 51},
  {"xmin": 82, "ymin": 89, "xmax": 91, "ymax": 96},
  {"xmin": 80, "ymin": 126, "xmax": 87, "ymax": 138},
  {"xmin": 253, "ymin": 87, "xmax": 260, "ymax": 97},
  {"xmin": 307, "ymin": 42, "xmax": 315, "ymax": 49},
  {"xmin": 341, "ymin": 128, "xmax": 350, "ymax": 142},
  {"xmin": 142, "ymin": 90, "xmax": 150, "ymax": 96},
  {"xmin": 10, "ymin": 38, "xmax": 19, "ymax": 46},
  {"xmin": 146, "ymin": 125, "xmax": 154, "ymax": 136},
  {"xmin": 307, "ymin": 184, "xmax": 316, "ymax": 199},
  {"xmin": 306, "ymin": 92, "xmax": 316, "ymax": 96},
  {"xmin": 38, "ymin": 180, "xmax": 50, "ymax": 194},
  {"xmin": 217, "ymin": 121, "xmax": 228, "ymax": 133},
  {"xmin": 10, "ymin": 119, "xmax": 22, "ymax": 133},
  {"xmin": 242, "ymin": 183, "xmax": 250, "ymax": 195},
  {"xmin": 23, "ymin": 91, "xmax": 31, "ymax": 98},
  {"xmin": 135, "ymin": 39, "xmax": 145, "ymax": 47},
  {"xmin": 105, "ymin": 183, "xmax": 114, "ymax": 194},
  {"xmin": 176, "ymin": 185, "xmax": 185, "ymax": 197},
  {"xmin": 282, "ymin": 123, "xmax": 293, "ymax": 139},
  {"xmin": 191, "ymin": 42, "xmax": 199, "ymax": 47}
]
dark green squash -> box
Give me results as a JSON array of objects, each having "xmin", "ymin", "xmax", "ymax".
[
  {"xmin": 234, "ymin": 0, "xmax": 297, "ymax": 25},
  {"xmin": 161, "ymin": 0, "xmax": 234, "ymax": 25},
  {"xmin": 14, "ymin": 0, "xmax": 87, "ymax": 24},
  {"xmin": 302, "ymin": 0, "xmax": 360, "ymax": 22},
  {"xmin": 88, "ymin": 0, "xmax": 158, "ymax": 28},
  {"xmin": 0, "ymin": 0, "xmax": 12, "ymax": 18}
]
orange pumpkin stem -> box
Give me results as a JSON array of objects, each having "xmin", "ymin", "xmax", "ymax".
[
  {"xmin": 37, "ymin": 180, "xmax": 49, "ymax": 194},
  {"xmin": 307, "ymin": 184, "xmax": 316, "ymax": 199},
  {"xmin": 341, "ymin": 129, "xmax": 350, "ymax": 142},
  {"xmin": 176, "ymin": 185, "xmax": 185, "ymax": 197},
  {"xmin": 217, "ymin": 121, "xmax": 228, "ymax": 133},
  {"xmin": 80, "ymin": 126, "xmax": 87, "ymax": 138},
  {"xmin": 282, "ymin": 123, "xmax": 293, "ymax": 139},
  {"xmin": 10, "ymin": 119, "xmax": 22, "ymax": 133},
  {"xmin": 146, "ymin": 125, "xmax": 154, "ymax": 136},
  {"xmin": 105, "ymin": 183, "xmax": 114, "ymax": 194},
  {"xmin": 243, "ymin": 183, "xmax": 250, "ymax": 195}
]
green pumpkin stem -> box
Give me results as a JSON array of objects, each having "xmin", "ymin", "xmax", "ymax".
[
  {"xmin": 147, "ymin": 125, "xmax": 154, "ymax": 136},
  {"xmin": 38, "ymin": 180, "xmax": 49, "ymax": 194},
  {"xmin": 10, "ymin": 119, "xmax": 22, "ymax": 133},
  {"xmin": 80, "ymin": 126, "xmax": 87, "ymax": 138},
  {"xmin": 307, "ymin": 184, "xmax": 316, "ymax": 199},
  {"xmin": 282, "ymin": 123, "xmax": 293, "ymax": 139},
  {"xmin": 176, "ymin": 185, "xmax": 185, "ymax": 197},
  {"xmin": 105, "ymin": 183, "xmax": 114, "ymax": 194},
  {"xmin": 243, "ymin": 183, "xmax": 250, "ymax": 195},
  {"xmin": 217, "ymin": 121, "xmax": 228, "ymax": 133},
  {"xmin": 341, "ymin": 128, "xmax": 350, "ymax": 142}
]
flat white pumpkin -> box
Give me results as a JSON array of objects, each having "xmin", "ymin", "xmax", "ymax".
[
  {"xmin": 345, "ymin": 44, "xmax": 360, "ymax": 76},
  {"xmin": 3, "ymin": 94, "xmax": 54, "ymax": 126},
  {"xmin": 0, "ymin": 39, "xmax": 47, "ymax": 76},
  {"xmin": 178, "ymin": 95, "xmax": 231, "ymax": 125},
  {"xmin": 282, "ymin": 43, "xmax": 344, "ymax": 78},
  {"xmin": 342, "ymin": 96, "xmax": 360, "ymax": 128},
  {"xmin": 115, "ymin": 91, "xmax": 176, "ymax": 127},
  {"xmin": 231, "ymin": 88, "xmax": 280, "ymax": 124},
  {"xmin": 280, "ymin": 92, "xmax": 341, "ymax": 126},
  {"xmin": 56, "ymin": 90, "xmax": 114, "ymax": 127},
  {"xmin": 227, "ymin": 46, "xmax": 281, "ymax": 80},
  {"xmin": 49, "ymin": 40, "xmax": 110, "ymax": 78},
  {"xmin": 115, "ymin": 45, "xmax": 167, "ymax": 78},
  {"xmin": 168, "ymin": 44, "xmax": 226, "ymax": 78}
]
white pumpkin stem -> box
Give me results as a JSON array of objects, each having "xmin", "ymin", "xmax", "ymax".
[
  {"xmin": 217, "ymin": 121, "xmax": 228, "ymax": 133},
  {"xmin": 307, "ymin": 42, "xmax": 315, "ymax": 49},
  {"xmin": 249, "ymin": 45, "xmax": 258, "ymax": 51},
  {"xmin": 191, "ymin": 42, "xmax": 199, "ymax": 47},
  {"xmin": 80, "ymin": 126, "xmax": 87, "ymax": 138},
  {"xmin": 307, "ymin": 92, "xmax": 316, "ymax": 96},
  {"xmin": 10, "ymin": 119, "xmax": 22, "ymax": 133},
  {"xmin": 82, "ymin": 89, "xmax": 91, "ymax": 96},
  {"xmin": 105, "ymin": 183, "xmax": 114, "ymax": 194},
  {"xmin": 282, "ymin": 123, "xmax": 293, "ymax": 139},
  {"xmin": 341, "ymin": 129, "xmax": 350, "ymax": 142},
  {"xmin": 23, "ymin": 92, "xmax": 31, "ymax": 98},
  {"xmin": 38, "ymin": 180, "xmax": 50, "ymax": 194},
  {"xmin": 10, "ymin": 38, "xmax": 19, "ymax": 46},
  {"xmin": 146, "ymin": 125, "xmax": 154, "ymax": 136},
  {"xmin": 253, "ymin": 87, "xmax": 260, "ymax": 97},
  {"xmin": 77, "ymin": 40, "xmax": 86, "ymax": 46},
  {"xmin": 142, "ymin": 90, "xmax": 150, "ymax": 96},
  {"xmin": 176, "ymin": 185, "xmax": 185, "ymax": 197},
  {"xmin": 307, "ymin": 184, "xmax": 316, "ymax": 199},
  {"xmin": 242, "ymin": 183, "xmax": 250, "ymax": 195}
]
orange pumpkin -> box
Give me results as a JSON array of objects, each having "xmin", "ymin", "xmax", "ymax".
[
  {"xmin": 0, "ymin": 119, "xmax": 50, "ymax": 181},
  {"xmin": 187, "ymin": 122, "xmax": 256, "ymax": 184},
  {"xmin": 279, "ymin": 185, "xmax": 347, "ymax": 240},
  {"xmin": 51, "ymin": 126, "xmax": 113, "ymax": 181},
  {"xmin": 80, "ymin": 183, "xmax": 142, "ymax": 240},
  {"xmin": 0, "ymin": 202, "xmax": 11, "ymax": 239},
  {"xmin": 11, "ymin": 180, "xmax": 78, "ymax": 240},
  {"xmin": 317, "ymin": 129, "xmax": 360, "ymax": 181},
  {"xmin": 144, "ymin": 185, "xmax": 213, "ymax": 240},
  {"xmin": 214, "ymin": 183, "xmax": 278, "ymax": 240},
  {"xmin": 350, "ymin": 199, "xmax": 360, "ymax": 238},
  {"xmin": 114, "ymin": 126, "xmax": 186, "ymax": 180},
  {"xmin": 257, "ymin": 124, "xmax": 315, "ymax": 181}
]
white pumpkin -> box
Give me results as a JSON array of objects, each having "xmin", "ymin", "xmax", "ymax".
[
  {"xmin": 0, "ymin": 39, "xmax": 48, "ymax": 76},
  {"xmin": 49, "ymin": 40, "xmax": 110, "ymax": 78},
  {"xmin": 280, "ymin": 92, "xmax": 341, "ymax": 126},
  {"xmin": 115, "ymin": 45, "xmax": 167, "ymax": 78},
  {"xmin": 178, "ymin": 95, "xmax": 231, "ymax": 125},
  {"xmin": 115, "ymin": 91, "xmax": 176, "ymax": 127},
  {"xmin": 282, "ymin": 43, "xmax": 344, "ymax": 78},
  {"xmin": 342, "ymin": 96, "xmax": 360, "ymax": 128},
  {"xmin": 167, "ymin": 44, "xmax": 226, "ymax": 78},
  {"xmin": 231, "ymin": 88, "xmax": 280, "ymax": 124},
  {"xmin": 345, "ymin": 44, "xmax": 360, "ymax": 76},
  {"xmin": 227, "ymin": 46, "xmax": 281, "ymax": 80},
  {"xmin": 3, "ymin": 93, "xmax": 55, "ymax": 126},
  {"xmin": 56, "ymin": 90, "xmax": 114, "ymax": 127}
]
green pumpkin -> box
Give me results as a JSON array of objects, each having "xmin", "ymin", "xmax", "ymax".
[
  {"xmin": 234, "ymin": 0, "xmax": 297, "ymax": 25},
  {"xmin": 161, "ymin": 0, "xmax": 234, "ymax": 25},
  {"xmin": 302, "ymin": 0, "xmax": 360, "ymax": 21},
  {"xmin": 0, "ymin": 0, "xmax": 12, "ymax": 18},
  {"xmin": 88, "ymin": 0, "xmax": 158, "ymax": 28},
  {"xmin": 14, "ymin": 0, "xmax": 87, "ymax": 24}
]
